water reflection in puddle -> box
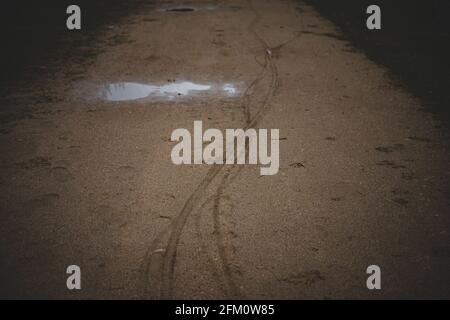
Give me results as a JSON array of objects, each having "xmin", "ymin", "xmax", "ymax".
[
  {"xmin": 100, "ymin": 81, "xmax": 237, "ymax": 101},
  {"xmin": 223, "ymin": 84, "xmax": 236, "ymax": 95}
]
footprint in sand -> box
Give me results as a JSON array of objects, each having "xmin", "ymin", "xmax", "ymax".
[
  {"xmin": 26, "ymin": 193, "xmax": 60, "ymax": 208},
  {"xmin": 279, "ymin": 270, "xmax": 325, "ymax": 286},
  {"xmin": 50, "ymin": 166, "xmax": 74, "ymax": 182},
  {"xmin": 375, "ymin": 144, "xmax": 405, "ymax": 153}
]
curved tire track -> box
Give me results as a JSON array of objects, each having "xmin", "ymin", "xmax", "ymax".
[{"xmin": 143, "ymin": 0, "xmax": 290, "ymax": 299}]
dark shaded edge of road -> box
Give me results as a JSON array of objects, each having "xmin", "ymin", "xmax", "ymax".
[
  {"xmin": 0, "ymin": 0, "xmax": 154, "ymax": 130},
  {"xmin": 304, "ymin": 0, "xmax": 450, "ymax": 130},
  {"xmin": 0, "ymin": 0, "xmax": 155, "ymax": 83}
]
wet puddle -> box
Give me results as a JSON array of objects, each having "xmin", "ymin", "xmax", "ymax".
[
  {"xmin": 166, "ymin": 8, "xmax": 195, "ymax": 12},
  {"xmin": 223, "ymin": 84, "xmax": 236, "ymax": 94},
  {"xmin": 160, "ymin": 3, "xmax": 218, "ymax": 13},
  {"xmin": 100, "ymin": 81, "xmax": 237, "ymax": 102}
]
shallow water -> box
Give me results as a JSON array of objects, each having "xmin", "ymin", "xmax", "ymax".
[
  {"xmin": 100, "ymin": 81, "xmax": 237, "ymax": 101},
  {"xmin": 223, "ymin": 84, "xmax": 237, "ymax": 95},
  {"xmin": 101, "ymin": 82, "xmax": 211, "ymax": 101}
]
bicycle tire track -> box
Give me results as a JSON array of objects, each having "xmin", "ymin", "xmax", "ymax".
[{"xmin": 144, "ymin": 0, "xmax": 284, "ymax": 299}]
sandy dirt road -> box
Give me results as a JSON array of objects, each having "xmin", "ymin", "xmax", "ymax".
[{"xmin": 0, "ymin": 0, "xmax": 449, "ymax": 299}]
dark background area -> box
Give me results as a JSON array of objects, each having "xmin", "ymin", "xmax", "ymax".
[
  {"xmin": 0, "ymin": 0, "xmax": 152, "ymax": 90},
  {"xmin": 1, "ymin": 0, "xmax": 450, "ymax": 126},
  {"xmin": 305, "ymin": 0, "xmax": 450, "ymax": 127}
]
